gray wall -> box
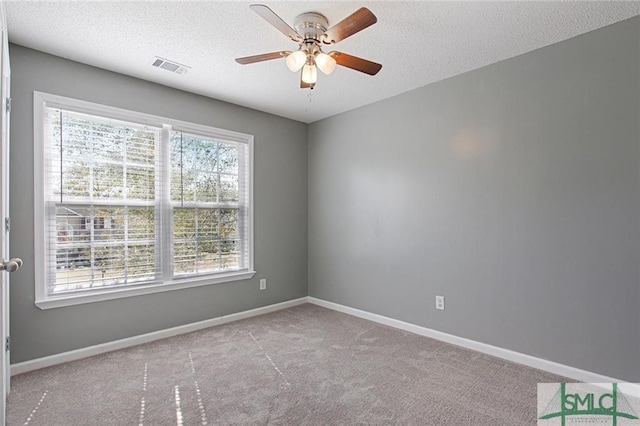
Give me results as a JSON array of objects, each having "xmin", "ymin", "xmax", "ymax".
[
  {"xmin": 308, "ymin": 17, "xmax": 640, "ymax": 381},
  {"xmin": 9, "ymin": 45, "xmax": 308, "ymax": 363}
]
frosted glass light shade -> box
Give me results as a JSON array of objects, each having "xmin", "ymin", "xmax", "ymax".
[
  {"xmin": 315, "ymin": 52, "xmax": 337, "ymax": 75},
  {"xmin": 286, "ymin": 51, "xmax": 307, "ymax": 72},
  {"xmin": 301, "ymin": 64, "xmax": 317, "ymax": 84}
]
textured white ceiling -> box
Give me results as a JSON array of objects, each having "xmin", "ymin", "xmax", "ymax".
[{"xmin": 6, "ymin": 1, "xmax": 640, "ymax": 123}]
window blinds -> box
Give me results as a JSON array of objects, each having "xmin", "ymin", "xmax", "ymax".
[
  {"xmin": 45, "ymin": 108, "xmax": 161, "ymax": 294},
  {"xmin": 169, "ymin": 130, "xmax": 250, "ymax": 277},
  {"xmin": 43, "ymin": 106, "xmax": 251, "ymax": 297}
]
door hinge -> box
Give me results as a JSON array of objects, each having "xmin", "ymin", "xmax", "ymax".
[
  {"xmin": 5, "ymin": 97, "xmax": 10, "ymax": 114},
  {"xmin": 4, "ymin": 217, "xmax": 9, "ymax": 233},
  {"xmin": 5, "ymin": 336, "xmax": 9, "ymax": 352}
]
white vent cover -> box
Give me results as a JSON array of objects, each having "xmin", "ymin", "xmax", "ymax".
[{"xmin": 152, "ymin": 57, "xmax": 190, "ymax": 74}]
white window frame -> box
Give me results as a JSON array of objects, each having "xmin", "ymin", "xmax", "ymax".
[{"xmin": 33, "ymin": 92, "xmax": 255, "ymax": 309}]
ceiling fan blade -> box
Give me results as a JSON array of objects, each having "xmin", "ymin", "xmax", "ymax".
[
  {"xmin": 322, "ymin": 8, "xmax": 377, "ymax": 45},
  {"xmin": 235, "ymin": 51, "xmax": 289, "ymax": 65},
  {"xmin": 250, "ymin": 4, "xmax": 302, "ymax": 42},
  {"xmin": 329, "ymin": 51, "xmax": 382, "ymax": 75}
]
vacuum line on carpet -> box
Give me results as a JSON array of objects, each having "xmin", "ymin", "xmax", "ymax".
[
  {"xmin": 194, "ymin": 380, "xmax": 208, "ymax": 425},
  {"xmin": 23, "ymin": 390, "xmax": 48, "ymax": 425},
  {"xmin": 174, "ymin": 385, "xmax": 183, "ymax": 426},
  {"xmin": 138, "ymin": 362, "xmax": 148, "ymax": 426},
  {"xmin": 249, "ymin": 331, "xmax": 291, "ymax": 387},
  {"xmin": 189, "ymin": 352, "xmax": 196, "ymax": 374},
  {"xmin": 189, "ymin": 352, "xmax": 209, "ymax": 425}
]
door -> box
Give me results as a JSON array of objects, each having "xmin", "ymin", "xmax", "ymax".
[{"xmin": 0, "ymin": 2, "xmax": 19, "ymax": 424}]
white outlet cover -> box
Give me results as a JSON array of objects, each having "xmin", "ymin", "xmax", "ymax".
[{"xmin": 436, "ymin": 296, "xmax": 445, "ymax": 310}]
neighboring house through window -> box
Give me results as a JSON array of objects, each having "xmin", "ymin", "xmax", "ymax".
[{"xmin": 34, "ymin": 92, "xmax": 254, "ymax": 309}]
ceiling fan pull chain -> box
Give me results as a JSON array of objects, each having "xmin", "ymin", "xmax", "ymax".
[{"xmin": 305, "ymin": 89, "xmax": 313, "ymax": 113}]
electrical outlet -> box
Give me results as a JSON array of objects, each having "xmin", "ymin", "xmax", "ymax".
[
  {"xmin": 435, "ymin": 295, "xmax": 445, "ymax": 311},
  {"xmin": 260, "ymin": 279, "xmax": 267, "ymax": 291}
]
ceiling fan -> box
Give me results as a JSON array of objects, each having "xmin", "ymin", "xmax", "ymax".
[{"xmin": 235, "ymin": 4, "xmax": 382, "ymax": 90}]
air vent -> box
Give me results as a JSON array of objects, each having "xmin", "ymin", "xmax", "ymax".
[{"xmin": 152, "ymin": 57, "xmax": 190, "ymax": 75}]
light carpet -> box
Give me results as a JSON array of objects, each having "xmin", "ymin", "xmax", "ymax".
[{"xmin": 7, "ymin": 303, "xmax": 567, "ymax": 425}]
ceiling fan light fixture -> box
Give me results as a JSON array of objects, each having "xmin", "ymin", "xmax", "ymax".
[
  {"xmin": 301, "ymin": 63, "xmax": 317, "ymax": 84},
  {"xmin": 315, "ymin": 52, "xmax": 337, "ymax": 75},
  {"xmin": 286, "ymin": 50, "xmax": 307, "ymax": 72}
]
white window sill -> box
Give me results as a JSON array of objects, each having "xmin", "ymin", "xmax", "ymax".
[{"xmin": 35, "ymin": 271, "xmax": 257, "ymax": 310}]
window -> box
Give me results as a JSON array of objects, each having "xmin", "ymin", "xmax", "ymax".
[{"xmin": 34, "ymin": 92, "xmax": 254, "ymax": 309}]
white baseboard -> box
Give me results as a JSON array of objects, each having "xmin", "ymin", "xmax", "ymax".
[
  {"xmin": 12, "ymin": 295, "xmax": 639, "ymax": 398},
  {"xmin": 11, "ymin": 297, "xmax": 308, "ymax": 376},
  {"xmin": 308, "ymin": 297, "xmax": 633, "ymax": 386}
]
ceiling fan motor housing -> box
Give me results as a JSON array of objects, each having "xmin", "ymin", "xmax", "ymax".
[{"xmin": 294, "ymin": 12, "xmax": 329, "ymax": 42}]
